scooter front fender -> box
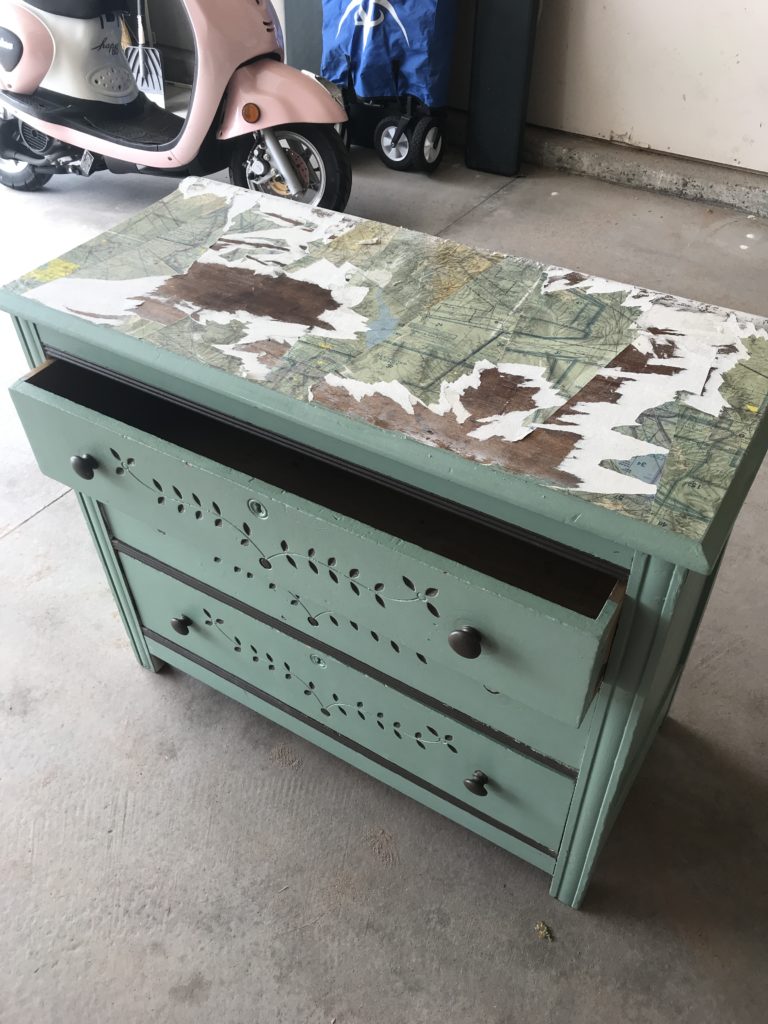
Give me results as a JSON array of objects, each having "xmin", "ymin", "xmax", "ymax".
[{"xmin": 217, "ymin": 60, "xmax": 346, "ymax": 141}]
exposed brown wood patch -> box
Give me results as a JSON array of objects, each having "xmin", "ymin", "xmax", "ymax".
[
  {"xmin": 140, "ymin": 261, "xmax": 339, "ymax": 330},
  {"xmin": 229, "ymin": 337, "xmax": 291, "ymax": 370},
  {"xmin": 461, "ymin": 368, "xmax": 540, "ymax": 419},
  {"xmin": 311, "ymin": 381, "xmax": 582, "ymax": 487},
  {"xmin": 608, "ymin": 342, "xmax": 682, "ymax": 375}
]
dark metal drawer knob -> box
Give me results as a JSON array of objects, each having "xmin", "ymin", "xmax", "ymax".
[
  {"xmin": 70, "ymin": 453, "xmax": 99, "ymax": 480},
  {"xmin": 464, "ymin": 770, "xmax": 489, "ymax": 797},
  {"xmin": 171, "ymin": 615, "xmax": 192, "ymax": 636},
  {"xmin": 448, "ymin": 626, "xmax": 482, "ymax": 659}
]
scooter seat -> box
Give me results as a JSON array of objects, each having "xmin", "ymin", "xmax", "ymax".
[{"xmin": 24, "ymin": 0, "xmax": 125, "ymax": 19}]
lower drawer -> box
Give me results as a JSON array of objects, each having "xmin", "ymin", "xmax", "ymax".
[{"xmin": 119, "ymin": 552, "xmax": 576, "ymax": 861}]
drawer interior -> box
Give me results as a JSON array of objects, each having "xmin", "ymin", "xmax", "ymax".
[{"xmin": 28, "ymin": 358, "xmax": 625, "ymax": 618}]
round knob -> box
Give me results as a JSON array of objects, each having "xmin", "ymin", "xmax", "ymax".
[
  {"xmin": 464, "ymin": 770, "xmax": 489, "ymax": 797},
  {"xmin": 448, "ymin": 626, "xmax": 482, "ymax": 659},
  {"xmin": 170, "ymin": 615, "xmax": 192, "ymax": 636},
  {"xmin": 70, "ymin": 453, "xmax": 98, "ymax": 481}
]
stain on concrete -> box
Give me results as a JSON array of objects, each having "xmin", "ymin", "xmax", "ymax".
[
  {"xmin": 168, "ymin": 970, "xmax": 211, "ymax": 1005},
  {"xmin": 269, "ymin": 744, "xmax": 302, "ymax": 770},
  {"xmin": 363, "ymin": 827, "xmax": 399, "ymax": 867}
]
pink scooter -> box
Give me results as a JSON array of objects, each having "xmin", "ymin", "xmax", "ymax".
[{"xmin": 0, "ymin": 0, "xmax": 351, "ymax": 209}]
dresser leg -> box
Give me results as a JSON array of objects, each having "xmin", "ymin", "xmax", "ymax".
[
  {"xmin": 549, "ymin": 554, "xmax": 688, "ymax": 908},
  {"xmin": 77, "ymin": 493, "xmax": 165, "ymax": 673}
]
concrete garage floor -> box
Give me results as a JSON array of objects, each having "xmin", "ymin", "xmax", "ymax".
[{"xmin": 1, "ymin": 149, "xmax": 767, "ymax": 1024}]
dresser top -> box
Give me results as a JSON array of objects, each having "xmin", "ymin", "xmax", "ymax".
[{"xmin": 4, "ymin": 178, "xmax": 768, "ymax": 572}]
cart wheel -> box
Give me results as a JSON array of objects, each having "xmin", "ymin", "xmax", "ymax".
[
  {"xmin": 412, "ymin": 117, "xmax": 445, "ymax": 174},
  {"xmin": 374, "ymin": 116, "xmax": 415, "ymax": 171}
]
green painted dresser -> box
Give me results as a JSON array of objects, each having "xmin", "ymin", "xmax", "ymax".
[{"xmin": 4, "ymin": 179, "xmax": 768, "ymax": 907}]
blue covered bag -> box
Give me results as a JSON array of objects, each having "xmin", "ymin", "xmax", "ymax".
[{"xmin": 321, "ymin": 0, "xmax": 459, "ymax": 108}]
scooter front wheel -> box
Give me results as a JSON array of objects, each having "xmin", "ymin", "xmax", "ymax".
[{"xmin": 230, "ymin": 123, "xmax": 352, "ymax": 212}]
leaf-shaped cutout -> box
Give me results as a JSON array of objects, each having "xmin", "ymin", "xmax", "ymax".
[
  {"xmin": 375, "ymin": 595, "xmax": 385, "ymax": 608},
  {"xmin": 377, "ymin": 720, "xmax": 385, "ymax": 729},
  {"xmin": 304, "ymin": 689, "xmax": 312, "ymax": 696},
  {"xmin": 286, "ymin": 556, "xmax": 297, "ymax": 568},
  {"xmin": 308, "ymin": 617, "xmax": 319, "ymax": 627},
  {"xmin": 350, "ymin": 582, "xmax": 360, "ymax": 596},
  {"xmin": 203, "ymin": 608, "xmax": 212, "ymax": 619},
  {"xmin": 320, "ymin": 707, "xmax": 331, "ymax": 717},
  {"xmin": 212, "ymin": 501, "xmax": 221, "ymax": 515},
  {"xmin": 329, "ymin": 616, "xmax": 338, "ymax": 627},
  {"xmin": 426, "ymin": 603, "xmax": 440, "ymax": 618},
  {"xmin": 329, "ymin": 570, "xmax": 338, "ymax": 583},
  {"xmin": 266, "ymin": 653, "xmax": 273, "ymax": 662},
  {"xmin": 416, "ymin": 740, "xmax": 426, "ymax": 750},
  {"xmin": 338, "ymin": 707, "xmax": 347, "ymax": 716},
  {"xmin": 308, "ymin": 562, "xmax": 318, "ymax": 574},
  {"xmin": 350, "ymin": 621, "xmax": 358, "ymax": 630},
  {"xmin": 390, "ymin": 641, "xmax": 399, "ymax": 653},
  {"xmin": 280, "ymin": 540, "xmax": 289, "ymax": 551},
  {"xmin": 446, "ymin": 744, "xmax": 457, "ymax": 754},
  {"xmin": 109, "ymin": 448, "xmax": 120, "ymax": 461},
  {"xmin": 172, "ymin": 486, "xmax": 182, "ymax": 499},
  {"xmin": 394, "ymin": 730, "xmax": 402, "ymax": 739},
  {"xmin": 234, "ymin": 637, "xmax": 241, "ymax": 646},
  {"xmin": 152, "ymin": 479, "xmax": 163, "ymax": 491},
  {"xmin": 402, "ymin": 576, "xmax": 415, "ymax": 590},
  {"xmin": 259, "ymin": 558, "xmax": 272, "ymax": 569},
  {"xmin": 242, "ymin": 522, "xmax": 251, "ymax": 536},
  {"xmin": 332, "ymin": 693, "xmax": 339, "ymax": 702},
  {"xmin": 427, "ymin": 726, "xmax": 439, "ymax": 737},
  {"xmin": 192, "ymin": 493, "xmax": 201, "ymax": 505},
  {"xmin": 307, "ymin": 680, "xmax": 315, "ymax": 689},
  {"xmin": 416, "ymin": 653, "xmax": 427, "ymax": 664},
  {"xmin": 358, "ymin": 711, "xmax": 365, "ymax": 720}
]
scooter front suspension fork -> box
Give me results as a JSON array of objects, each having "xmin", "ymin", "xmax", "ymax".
[{"xmin": 260, "ymin": 128, "xmax": 302, "ymax": 197}]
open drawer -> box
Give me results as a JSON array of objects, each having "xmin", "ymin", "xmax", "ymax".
[{"xmin": 11, "ymin": 359, "xmax": 627, "ymax": 726}]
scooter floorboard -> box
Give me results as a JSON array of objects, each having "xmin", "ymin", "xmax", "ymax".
[{"xmin": 1, "ymin": 90, "xmax": 183, "ymax": 149}]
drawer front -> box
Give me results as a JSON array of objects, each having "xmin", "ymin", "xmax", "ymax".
[
  {"xmin": 106, "ymin": 506, "xmax": 591, "ymax": 770},
  {"xmin": 12, "ymin": 368, "xmax": 623, "ymax": 726},
  {"xmin": 119, "ymin": 553, "xmax": 576, "ymax": 858}
]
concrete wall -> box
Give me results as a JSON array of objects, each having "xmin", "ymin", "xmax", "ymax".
[{"xmin": 528, "ymin": 1, "xmax": 768, "ymax": 173}]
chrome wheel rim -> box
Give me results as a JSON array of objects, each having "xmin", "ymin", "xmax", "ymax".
[
  {"xmin": 423, "ymin": 126, "xmax": 442, "ymax": 164},
  {"xmin": 245, "ymin": 130, "xmax": 327, "ymax": 207},
  {"xmin": 381, "ymin": 125, "xmax": 410, "ymax": 162}
]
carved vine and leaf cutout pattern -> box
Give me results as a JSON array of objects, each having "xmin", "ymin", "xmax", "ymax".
[
  {"xmin": 201, "ymin": 610, "xmax": 457, "ymax": 753},
  {"xmin": 108, "ymin": 450, "xmax": 441, "ymax": 622}
]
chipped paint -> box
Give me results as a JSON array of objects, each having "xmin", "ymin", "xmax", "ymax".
[{"xmin": 10, "ymin": 177, "xmax": 768, "ymax": 544}]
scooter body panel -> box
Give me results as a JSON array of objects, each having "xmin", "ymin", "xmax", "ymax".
[
  {"xmin": 1, "ymin": 0, "xmax": 344, "ymax": 171},
  {"xmin": 0, "ymin": 2, "xmax": 54, "ymax": 95},
  {"xmin": 217, "ymin": 62, "xmax": 346, "ymax": 140}
]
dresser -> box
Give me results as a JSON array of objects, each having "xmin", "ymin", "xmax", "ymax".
[{"xmin": 4, "ymin": 178, "xmax": 768, "ymax": 907}]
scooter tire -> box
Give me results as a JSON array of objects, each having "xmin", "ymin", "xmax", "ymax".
[
  {"xmin": 0, "ymin": 164, "xmax": 53, "ymax": 191},
  {"xmin": 230, "ymin": 123, "xmax": 352, "ymax": 212}
]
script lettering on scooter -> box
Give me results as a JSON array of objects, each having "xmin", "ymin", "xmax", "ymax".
[{"xmin": 91, "ymin": 38, "xmax": 120, "ymax": 56}]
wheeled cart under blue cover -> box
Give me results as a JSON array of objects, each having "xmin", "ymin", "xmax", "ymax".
[{"xmin": 321, "ymin": 0, "xmax": 459, "ymax": 173}]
